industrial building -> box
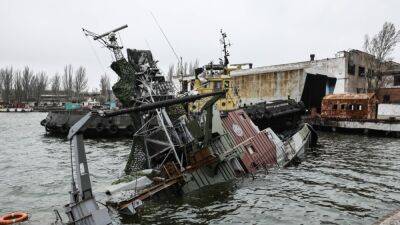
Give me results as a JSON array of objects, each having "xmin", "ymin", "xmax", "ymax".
[{"xmin": 231, "ymin": 50, "xmax": 400, "ymax": 111}]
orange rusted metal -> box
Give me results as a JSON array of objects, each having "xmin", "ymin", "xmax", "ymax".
[{"xmin": 321, "ymin": 93, "xmax": 378, "ymax": 120}]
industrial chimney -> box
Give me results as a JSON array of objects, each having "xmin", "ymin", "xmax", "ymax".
[{"xmin": 310, "ymin": 54, "xmax": 315, "ymax": 61}]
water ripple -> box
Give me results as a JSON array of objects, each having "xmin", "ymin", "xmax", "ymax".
[{"xmin": 1, "ymin": 113, "xmax": 400, "ymax": 224}]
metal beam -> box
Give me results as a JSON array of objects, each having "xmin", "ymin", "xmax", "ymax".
[
  {"xmin": 94, "ymin": 24, "xmax": 128, "ymax": 40},
  {"xmin": 102, "ymin": 91, "xmax": 226, "ymax": 118}
]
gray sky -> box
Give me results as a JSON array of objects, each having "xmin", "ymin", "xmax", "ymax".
[{"xmin": 1, "ymin": 0, "xmax": 400, "ymax": 90}]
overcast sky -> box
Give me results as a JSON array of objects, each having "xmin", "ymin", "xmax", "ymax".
[{"xmin": 1, "ymin": 0, "xmax": 400, "ymax": 90}]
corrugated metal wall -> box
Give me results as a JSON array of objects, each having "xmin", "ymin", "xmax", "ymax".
[
  {"xmin": 222, "ymin": 109, "xmax": 278, "ymax": 173},
  {"xmin": 221, "ymin": 109, "xmax": 259, "ymax": 144}
]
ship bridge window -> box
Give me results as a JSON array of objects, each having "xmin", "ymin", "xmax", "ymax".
[
  {"xmin": 214, "ymin": 81, "xmax": 222, "ymax": 91},
  {"xmin": 233, "ymin": 86, "xmax": 239, "ymax": 95},
  {"xmin": 224, "ymin": 81, "xmax": 230, "ymax": 88}
]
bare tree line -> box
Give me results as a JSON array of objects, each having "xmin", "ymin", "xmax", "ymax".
[
  {"xmin": 99, "ymin": 74, "xmax": 111, "ymax": 103},
  {"xmin": 363, "ymin": 21, "xmax": 400, "ymax": 91},
  {"xmin": 167, "ymin": 59, "xmax": 199, "ymax": 81},
  {"xmin": 0, "ymin": 64, "xmax": 89, "ymax": 104}
]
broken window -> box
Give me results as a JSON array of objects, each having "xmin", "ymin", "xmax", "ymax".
[
  {"xmin": 347, "ymin": 104, "xmax": 354, "ymax": 110},
  {"xmin": 383, "ymin": 94, "xmax": 390, "ymax": 103},
  {"xmin": 367, "ymin": 69, "xmax": 374, "ymax": 77},
  {"xmin": 358, "ymin": 66, "xmax": 365, "ymax": 77},
  {"xmin": 348, "ymin": 64, "xmax": 356, "ymax": 75},
  {"xmin": 394, "ymin": 75, "xmax": 400, "ymax": 86}
]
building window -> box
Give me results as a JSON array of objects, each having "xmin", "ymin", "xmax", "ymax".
[
  {"xmin": 358, "ymin": 66, "xmax": 365, "ymax": 77},
  {"xmin": 358, "ymin": 105, "xmax": 363, "ymax": 110},
  {"xmin": 348, "ymin": 63, "xmax": 356, "ymax": 75},
  {"xmin": 383, "ymin": 95, "xmax": 390, "ymax": 103},
  {"xmin": 332, "ymin": 104, "xmax": 338, "ymax": 110},
  {"xmin": 367, "ymin": 69, "xmax": 374, "ymax": 77},
  {"xmin": 394, "ymin": 76, "xmax": 400, "ymax": 86},
  {"xmin": 347, "ymin": 104, "xmax": 355, "ymax": 110},
  {"xmin": 341, "ymin": 104, "xmax": 346, "ymax": 110}
]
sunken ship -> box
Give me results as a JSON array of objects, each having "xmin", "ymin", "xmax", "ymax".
[{"xmin": 53, "ymin": 25, "xmax": 317, "ymax": 225}]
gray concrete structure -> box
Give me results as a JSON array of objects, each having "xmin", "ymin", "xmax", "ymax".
[{"xmin": 231, "ymin": 50, "xmax": 400, "ymax": 107}]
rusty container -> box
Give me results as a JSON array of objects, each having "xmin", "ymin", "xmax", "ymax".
[
  {"xmin": 222, "ymin": 109, "xmax": 278, "ymax": 173},
  {"xmin": 221, "ymin": 109, "xmax": 259, "ymax": 145},
  {"xmin": 238, "ymin": 131, "xmax": 278, "ymax": 173}
]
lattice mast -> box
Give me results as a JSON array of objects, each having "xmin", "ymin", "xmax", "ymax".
[{"xmin": 83, "ymin": 25, "xmax": 184, "ymax": 171}]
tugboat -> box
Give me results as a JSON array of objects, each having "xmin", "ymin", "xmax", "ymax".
[
  {"xmin": 53, "ymin": 25, "xmax": 317, "ymax": 225},
  {"xmin": 186, "ymin": 30, "xmax": 317, "ymax": 147}
]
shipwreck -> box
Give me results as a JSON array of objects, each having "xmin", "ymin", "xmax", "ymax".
[{"xmin": 53, "ymin": 25, "xmax": 317, "ymax": 225}]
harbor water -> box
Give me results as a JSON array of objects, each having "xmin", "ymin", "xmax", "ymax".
[{"xmin": 1, "ymin": 112, "xmax": 400, "ymax": 224}]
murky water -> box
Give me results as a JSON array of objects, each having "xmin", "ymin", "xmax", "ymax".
[{"xmin": 1, "ymin": 112, "xmax": 400, "ymax": 225}]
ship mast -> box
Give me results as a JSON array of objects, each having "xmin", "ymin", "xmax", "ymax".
[
  {"xmin": 83, "ymin": 24, "xmax": 127, "ymax": 61},
  {"xmin": 82, "ymin": 25, "xmax": 185, "ymax": 172},
  {"xmin": 220, "ymin": 29, "xmax": 231, "ymax": 69}
]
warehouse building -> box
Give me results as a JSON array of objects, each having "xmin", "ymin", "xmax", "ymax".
[{"xmin": 231, "ymin": 49, "xmax": 400, "ymax": 111}]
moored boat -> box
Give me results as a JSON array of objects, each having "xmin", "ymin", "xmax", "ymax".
[{"xmin": 41, "ymin": 109, "xmax": 135, "ymax": 137}]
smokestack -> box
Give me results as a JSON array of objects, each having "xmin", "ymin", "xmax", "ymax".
[{"xmin": 310, "ymin": 54, "xmax": 315, "ymax": 61}]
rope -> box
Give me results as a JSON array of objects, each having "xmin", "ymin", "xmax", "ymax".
[
  {"xmin": 150, "ymin": 11, "xmax": 180, "ymax": 62},
  {"xmin": 83, "ymin": 34, "xmax": 108, "ymax": 75}
]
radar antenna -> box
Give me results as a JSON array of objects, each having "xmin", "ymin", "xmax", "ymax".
[
  {"xmin": 220, "ymin": 29, "xmax": 231, "ymax": 67},
  {"xmin": 82, "ymin": 24, "xmax": 128, "ymax": 61}
]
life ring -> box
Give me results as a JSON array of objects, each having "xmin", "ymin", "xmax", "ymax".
[
  {"xmin": 0, "ymin": 212, "xmax": 28, "ymax": 224},
  {"xmin": 108, "ymin": 124, "xmax": 119, "ymax": 135}
]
